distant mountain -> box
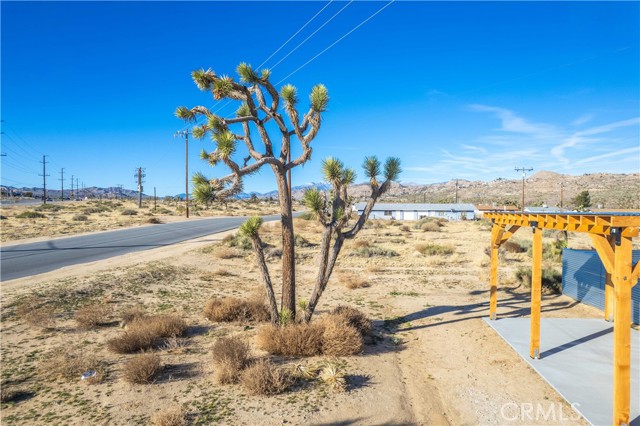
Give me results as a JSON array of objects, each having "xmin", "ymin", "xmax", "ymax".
[{"xmin": 234, "ymin": 182, "xmax": 332, "ymax": 200}]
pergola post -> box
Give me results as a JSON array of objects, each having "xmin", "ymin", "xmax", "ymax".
[
  {"xmin": 612, "ymin": 231, "xmax": 632, "ymax": 426},
  {"xmin": 530, "ymin": 222, "xmax": 542, "ymax": 359},
  {"xmin": 605, "ymin": 235, "xmax": 615, "ymax": 322},
  {"xmin": 489, "ymin": 224, "xmax": 501, "ymax": 320}
]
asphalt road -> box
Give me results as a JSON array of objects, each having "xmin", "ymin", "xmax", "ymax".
[{"xmin": 0, "ymin": 215, "xmax": 283, "ymax": 281}]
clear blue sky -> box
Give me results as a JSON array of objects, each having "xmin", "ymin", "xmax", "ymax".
[{"xmin": 2, "ymin": 1, "xmax": 638, "ymax": 196}]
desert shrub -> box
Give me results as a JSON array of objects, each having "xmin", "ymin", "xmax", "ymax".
[
  {"xmin": 108, "ymin": 327, "xmax": 156, "ymax": 354},
  {"xmin": 143, "ymin": 314, "xmax": 187, "ymax": 338},
  {"xmin": 74, "ymin": 304, "xmax": 113, "ymax": 329},
  {"xmin": 212, "ymin": 336, "xmax": 251, "ymax": 384},
  {"xmin": 413, "ymin": 217, "xmax": 445, "ymax": 231},
  {"xmin": 121, "ymin": 209, "xmax": 138, "ymax": 216},
  {"xmin": 39, "ymin": 347, "xmax": 106, "ymax": 383},
  {"xmin": 420, "ymin": 222, "xmax": 441, "ymax": 232},
  {"xmin": 298, "ymin": 211, "xmax": 315, "ymax": 220},
  {"xmin": 17, "ymin": 303, "xmax": 56, "ymax": 329},
  {"xmin": 123, "ymin": 353, "xmax": 161, "ymax": 384},
  {"xmin": 321, "ymin": 316, "xmax": 363, "ymax": 356},
  {"xmin": 240, "ymin": 359, "xmax": 293, "ymax": 395},
  {"xmin": 72, "ymin": 214, "xmax": 89, "ymax": 222},
  {"xmin": 108, "ymin": 314, "xmax": 186, "ymax": 353},
  {"xmin": 330, "ymin": 306, "xmax": 372, "ymax": 336},
  {"xmin": 400, "ymin": 225, "xmax": 411, "ymax": 232},
  {"xmin": 120, "ymin": 305, "xmax": 147, "ymax": 326},
  {"xmin": 352, "ymin": 239, "xmax": 371, "ymax": 249},
  {"xmin": 213, "ymin": 247, "xmax": 238, "ymax": 259},
  {"xmin": 83, "ymin": 206, "xmax": 110, "ymax": 214},
  {"xmin": 318, "ymin": 359, "xmax": 347, "ymax": 392},
  {"xmin": 35, "ymin": 204, "xmax": 63, "ymax": 212},
  {"xmin": 147, "ymin": 217, "xmax": 162, "ymax": 224},
  {"xmin": 266, "ymin": 247, "xmax": 283, "ymax": 260},
  {"xmin": 0, "ymin": 387, "xmax": 33, "ymax": 403},
  {"xmin": 150, "ymin": 407, "xmax": 185, "ymax": 426},
  {"xmin": 339, "ymin": 272, "xmax": 370, "ymax": 289},
  {"xmin": 223, "ymin": 233, "xmax": 252, "ymax": 250},
  {"xmin": 415, "ymin": 243, "xmax": 455, "ymax": 256},
  {"xmin": 16, "ymin": 211, "xmax": 45, "ymax": 219},
  {"xmin": 203, "ymin": 297, "xmax": 270, "ymax": 323},
  {"xmin": 514, "ymin": 266, "xmax": 563, "ymax": 294},
  {"xmin": 256, "ymin": 323, "xmax": 324, "ymax": 357},
  {"xmin": 294, "ymin": 234, "xmax": 313, "ymax": 247},
  {"xmin": 502, "ymin": 240, "xmax": 526, "ymax": 253},
  {"xmin": 351, "ymin": 245, "xmax": 399, "ymax": 258}
]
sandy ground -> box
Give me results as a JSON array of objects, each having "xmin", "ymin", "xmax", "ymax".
[{"xmin": 0, "ymin": 218, "xmax": 603, "ymax": 425}]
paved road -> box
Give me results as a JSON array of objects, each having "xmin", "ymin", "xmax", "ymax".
[{"xmin": 0, "ymin": 215, "xmax": 282, "ymax": 281}]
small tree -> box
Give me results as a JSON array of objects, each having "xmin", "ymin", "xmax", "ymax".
[
  {"xmin": 573, "ymin": 190, "xmax": 591, "ymax": 210},
  {"xmin": 176, "ymin": 63, "xmax": 327, "ymax": 316}
]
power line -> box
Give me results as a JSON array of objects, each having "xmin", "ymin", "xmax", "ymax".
[{"xmin": 40, "ymin": 155, "xmax": 49, "ymax": 204}]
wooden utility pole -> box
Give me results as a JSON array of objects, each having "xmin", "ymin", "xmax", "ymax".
[
  {"xmin": 455, "ymin": 179, "xmax": 459, "ymax": 204},
  {"xmin": 154, "ymin": 187, "xmax": 157, "ymax": 211},
  {"xmin": 174, "ymin": 130, "xmax": 189, "ymax": 218},
  {"xmin": 59, "ymin": 168, "xmax": 65, "ymax": 201},
  {"xmin": 515, "ymin": 167, "xmax": 533, "ymax": 210},
  {"xmin": 560, "ymin": 181, "xmax": 564, "ymax": 208},
  {"xmin": 39, "ymin": 155, "xmax": 49, "ymax": 204},
  {"xmin": 134, "ymin": 167, "xmax": 145, "ymax": 208}
]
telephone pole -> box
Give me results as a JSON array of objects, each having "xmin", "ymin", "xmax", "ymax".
[
  {"xmin": 154, "ymin": 187, "xmax": 157, "ymax": 212},
  {"xmin": 39, "ymin": 155, "xmax": 49, "ymax": 204},
  {"xmin": 455, "ymin": 179, "xmax": 459, "ymax": 204},
  {"xmin": 515, "ymin": 167, "xmax": 533, "ymax": 211},
  {"xmin": 70, "ymin": 175, "xmax": 74, "ymax": 200},
  {"xmin": 134, "ymin": 167, "xmax": 145, "ymax": 208},
  {"xmin": 76, "ymin": 178, "xmax": 79, "ymax": 200},
  {"xmin": 560, "ymin": 181, "xmax": 564, "ymax": 209},
  {"xmin": 174, "ymin": 130, "xmax": 189, "ymax": 218},
  {"xmin": 59, "ymin": 168, "xmax": 65, "ymax": 201}
]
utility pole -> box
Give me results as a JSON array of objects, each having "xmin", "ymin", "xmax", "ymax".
[
  {"xmin": 117, "ymin": 184, "xmax": 123, "ymax": 200},
  {"xmin": 174, "ymin": 130, "xmax": 189, "ymax": 218},
  {"xmin": 76, "ymin": 178, "xmax": 79, "ymax": 200},
  {"xmin": 515, "ymin": 167, "xmax": 533, "ymax": 211},
  {"xmin": 559, "ymin": 181, "xmax": 564, "ymax": 209},
  {"xmin": 70, "ymin": 175, "xmax": 74, "ymax": 200},
  {"xmin": 39, "ymin": 155, "xmax": 49, "ymax": 204},
  {"xmin": 1, "ymin": 153, "xmax": 6, "ymax": 201},
  {"xmin": 455, "ymin": 179, "xmax": 459, "ymax": 204},
  {"xmin": 59, "ymin": 168, "xmax": 65, "ymax": 201},
  {"xmin": 154, "ymin": 187, "xmax": 157, "ymax": 212},
  {"xmin": 134, "ymin": 167, "xmax": 145, "ymax": 208}
]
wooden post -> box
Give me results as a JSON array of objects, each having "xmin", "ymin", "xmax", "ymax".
[
  {"xmin": 530, "ymin": 223, "xmax": 542, "ymax": 359},
  {"xmin": 489, "ymin": 224, "xmax": 500, "ymax": 320},
  {"xmin": 605, "ymin": 234, "xmax": 615, "ymax": 322},
  {"xmin": 612, "ymin": 233, "xmax": 632, "ymax": 426}
]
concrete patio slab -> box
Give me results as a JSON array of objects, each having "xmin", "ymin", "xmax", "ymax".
[{"xmin": 484, "ymin": 317, "xmax": 639, "ymax": 426}]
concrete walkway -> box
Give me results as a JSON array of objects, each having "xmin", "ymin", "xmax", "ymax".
[{"xmin": 484, "ymin": 317, "xmax": 639, "ymax": 426}]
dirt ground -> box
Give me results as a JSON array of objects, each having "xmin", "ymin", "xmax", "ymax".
[{"xmin": 0, "ymin": 217, "xmax": 605, "ymax": 425}]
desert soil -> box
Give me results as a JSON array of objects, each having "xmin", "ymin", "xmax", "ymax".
[{"xmin": 1, "ymin": 217, "xmax": 603, "ymax": 425}]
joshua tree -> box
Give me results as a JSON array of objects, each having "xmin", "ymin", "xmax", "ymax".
[
  {"xmin": 175, "ymin": 63, "xmax": 328, "ymax": 316},
  {"xmin": 572, "ymin": 190, "xmax": 591, "ymax": 210}
]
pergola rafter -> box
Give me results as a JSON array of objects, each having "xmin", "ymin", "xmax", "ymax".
[{"xmin": 484, "ymin": 211, "xmax": 640, "ymax": 426}]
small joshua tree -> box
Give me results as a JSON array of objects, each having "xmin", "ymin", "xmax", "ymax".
[{"xmin": 175, "ymin": 64, "xmax": 328, "ymax": 316}]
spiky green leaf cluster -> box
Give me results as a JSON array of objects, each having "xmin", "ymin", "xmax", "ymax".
[
  {"xmin": 342, "ymin": 168, "xmax": 356, "ymax": 186},
  {"xmin": 192, "ymin": 183, "xmax": 215, "ymax": 205},
  {"xmin": 213, "ymin": 131, "xmax": 237, "ymax": 159},
  {"xmin": 212, "ymin": 76, "xmax": 234, "ymax": 100},
  {"xmin": 280, "ymin": 84, "xmax": 298, "ymax": 108},
  {"xmin": 199, "ymin": 149, "xmax": 209, "ymax": 161},
  {"xmin": 192, "ymin": 125, "xmax": 206, "ymax": 139},
  {"xmin": 261, "ymin": 69, "xmax": 271, "ymax": 80},
  {"xmin": 237, "ymin": 63, "xmax": 260, "ymax": 84},
  {"xmin": 192, "ymin": 171, "xmax": 209, "ymax": 186},
  {"xmin": 192, "ymin": 68, "xmax": 215, "ymax": 91},
  {"xmin": 310, "ymin": 84, "xmax": 329, "ymax": 112},
  {"xmin": 207, "ymin": 115, "xmax": 225, "ymax": 132},
  {"xmin": 239, "ymin": 215, "xmax": 263, "ymax": 237},
  {"xmin": 303, "ymin": 188, "xmax": 324, "ymax": 215},
  {"xmin": 383, "ymin": 157, "xmax": 402, "ymax": 181},
  {"xmin": 175, "ymin": 106, "xmax": 195, "ymax": 122},
  {"xmin": 322, "ymin": 157, "xmax": 344, "ymax": 183},
  {"xmin": 363, "ymin": 156, "xmax": 381, "ymax": 179},
  {"xmin": 236, "ymin": 103, "xmax": 251, "ymax": 117}
]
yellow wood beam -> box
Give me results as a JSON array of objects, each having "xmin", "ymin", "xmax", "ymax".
[
  {"xmin": 589, "ymin": 234, "xmax": 615, "ymax": 274},
  {"xmin": 631, "ymin": 261, "xmax": 639, "ymax": 287},
  {"xmin": 499, "ymin": 225, "xmax": 521, "ymax": 244},
  {"xmin": 612, "ymin": 235, "xmax": 632, "ymax": 426},
  {"xmin": 489, "ymin": 224, "xmax": 503, "ymax": 320},
  {"xmin": 530, "ymin": 224, "xmax": 543, "ymax": 359}
]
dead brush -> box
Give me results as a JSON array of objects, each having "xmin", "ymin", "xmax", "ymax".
[
  {"xmin": 108, "ymin": 314, "xmax": 186, "ymax": 354},
  {"xmin": 150, "ymin": 407, "xmax": 185, "ymax": 426},
  {"xmin": 203, "ymin": 297, "xmax": 270, "ymax": 323},
  {"xmin": 256, "ymin": 323, "xmax": 324, "ymax": 357},
  {"xmin": 352, "ymin": 239, "xmax": 371, "ymax": 249},
  {"xmin": 240, "ymin": 359, "xmax": 293, "ymax": 395},
  {"xmin": 16, "ymin": 297, "xmax": 56, "ymax": 329},
  {"xmin": 291, "ymin": 363, "xmax": 319, "ymax": 380},
  {"xmin": 39, "ymin": 347, "xmax": 107, "ymax": 383},
  {"xmin": 330, "ymin": 306, "xmax": 372, "ymax": 336},
  {"xmin": 318, "ymin": 358, "xmax": 347, "ymax": 392},
  {"xmin": 120, "ymin": 305, "xmax": 147, "ymax": 326},
  {"xmin": 213, "ymin": 247, "xmax": 238, "ymax": 259},
  {"xmin": 211, "ymin": 336, "xmax": 251, "ymax": 384},
  {"xmin": 123, "ymin": 353, "xmax": 161, "ymax": 384},
  {"xmin": 338, "ymin": 272, "xmax": 370, "ymax": 290},
  {"xmin": 74, "ymin": 303, "xmax": 113, "ymax": 329},
  {"xmin": 320, "ymin": 316, "xmax": 363, "ymax": 356}
]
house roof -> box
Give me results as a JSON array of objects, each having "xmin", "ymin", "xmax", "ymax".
[
  {"xmin": 523, "ymin": 206, "xmax": 569, "ymax": 213},
  {"xmin": 476, "ymin": 204, "xmax": 519, "ymax": 212},
  {"xmin": 354, "ymin": 202, "xmax": 476, "ymax": 212}
]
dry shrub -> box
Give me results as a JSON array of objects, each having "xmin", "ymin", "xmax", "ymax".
[
  {"xmin": 330, "ymin": 306, "xmax": 372, "ymax": 336},
  {"xmin": 123, "ymin": 353, "xmax": 161, "ymax": 384},
  {"xmin": 204, "ymin": 297, "xmax": 270, "ymax": 323},
  {"xmin": 20, "ymin": 305, "xmax": 56, "ymax": 329},
  {"xmin": 108, "ymin": 327, "xmax": 156, "ymax": 354},
  {"xmin": 320, "ymin": 316, "xmax": 363, "ymax": 356},
  {"xmin": 256, "ymin": 323, "xmax": 324, "ymax": 357},
  {"xmin": 212, "ymin": 336, "xmax": 251, "ymax": 384},
  {"xmin": 74, "ymin": 304, "xmax": 113, "ymax": 329},
  {"xmin": 120, "ymin": 305, "xmax": 147, "ymax": 326},
  {"xmin": 150, "ymin": 407, "xmax": 185, "ymax": 426},
  {"xmin": 415, "ymin": 243, "xmax": 455, "ymax": 256},
  {"xmin": 352, "ymin": 239, "xmax": 371, "ymax": 249},
  {"xmin": 143, "ymin": 314, "xmax": 187, "ymax": 338},
  {"xmin": 240, "ymin": 359, "xmax": 293, "ymax": 395},
  {"xmin": 213, "ymin": 247, "xmax": 237, "ymax": 259},
  {"xmin": 503, "ymin": 240, "xmax": 527, "ymax": 253},
  {"xmin": 339, "ymin": 272, "xmax": 370, "ymax": 290},
  {"xmin": 108, "ymin": 314, "xmax": 186, "ymax": 354},
  {"xmin": 420, "ymin": 222, "xmax": 441, "ymax": 232},
  {"xmin": 318, "ymin": 359, "xmax": 347, "ymax": 392},
  {"xmin": 39, "ymin": 347, "xmax": 106, "ymax": 383},
  {"xmin": 366, "ymin": 265, "xmax": 384, "ymax": 274},
  {"xmin": 400, "ymin": 225, "xmax": 411, "ymax": 232}
]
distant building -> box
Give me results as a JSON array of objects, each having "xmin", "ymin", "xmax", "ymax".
[
  {"xmin": 524, "ymin": 206, "xmax": 569, "ymax": 214},
  {"xmin": 475, "ymin": 204, "xmax": 518, "ymax": 218},
  {"xmin": 353, "ymin": 202, "xmax": 476, "ymax": 221}
]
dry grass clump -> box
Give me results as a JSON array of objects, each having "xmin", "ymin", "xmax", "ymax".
[
  {"xmin": 74, "ymin": 303, "xmax": 113, "ymax": 329},
  {"xmin": 352, "ymin": 239, "xmax": 371, "ymax": 249},
  {"xmin": 330, "ymin": 306, "xmax": 372, "ymax": 336},
  {"xmin": 203, "ymin": 297, "xmax": 270, "ymax": 323},
  {"xmin": 120, "ymin": 305, "xmax": 147, "ymax": 326},
  {"xmin": 108, "ymin": 314, "xmax": 186, "ymax": 354},
  {"xmin": 318, "ymin": 359, "xmax": 347, "ymax": 392},
  {"xmin": 400, "ymin": 225, "xmax": 411, "ymax": 232},
  {"xmin": 415, "ymin": 242, "xmax": 455, "ymax": 256},
  {"xmin": 240, "ymin": 359, "xmax": 293, "ymax": 395},
  {"xmin": 39, "ymin": 347, "xmax": 106, "ymax": 383},
  {"xmin": 339, "ymin": 272, "xmax": 370, "ymax": 289},
  {"xmin": 321, "ymin": 316, "xmax": 363, "ymax": 356},
  {"xmin": 123, "ymin": 353, "xmax": 161, "ymax": 384},
  {"xmin": 212, "ymin": 336, "xmax": 251, "ymax": 384},
  {"xmin": 17, "ymin": 303, "xmax": 56, "ymax": 329},
  {"xmin": 150, "ymin": 407, "xmax": 185, "ymax": 426},
  {"xmin": 502, "ymin": 240, "xmax": 527, "ymax": 253},
  {"xmin": 256, "ymin": 323, "xmax": 324, "ymax": 357},
  {"xmin": 213, "ymin": 247, "xmax": 238, "ymax": 259},
  {"xmin": 420, "ymin": 222, "xmax": 441, "ymax": 232}
]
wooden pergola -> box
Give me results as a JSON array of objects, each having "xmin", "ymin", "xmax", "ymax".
[{"xmin": 484, "ymin": 212, "xmax": 640, "ymax": 426}]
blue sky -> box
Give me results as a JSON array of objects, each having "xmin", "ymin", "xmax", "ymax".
[{"xmin": 2, "ymin": 1, "xmax": 638, "ymax": 196}]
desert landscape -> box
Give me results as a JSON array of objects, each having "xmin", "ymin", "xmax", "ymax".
[{"xmin": 1, "ymin": 211, "xmax": 606, "ymax": 425}]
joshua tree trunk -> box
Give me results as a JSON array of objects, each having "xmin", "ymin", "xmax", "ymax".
[
  {"xmin": 274, "ymin": 168, "xmax": 296, "ymax": 316},
  {"xmin": 303, "ymin": 225, "xmax": 333, "ymax": 322},
  {"xmin": 249, "ymin": 234, "xmax": 279, "ymax": 324}
]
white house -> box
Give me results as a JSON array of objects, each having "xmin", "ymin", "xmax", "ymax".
[{"xmin": 353, "ymin": 203, "xmax": 476, "ymax": 221}]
